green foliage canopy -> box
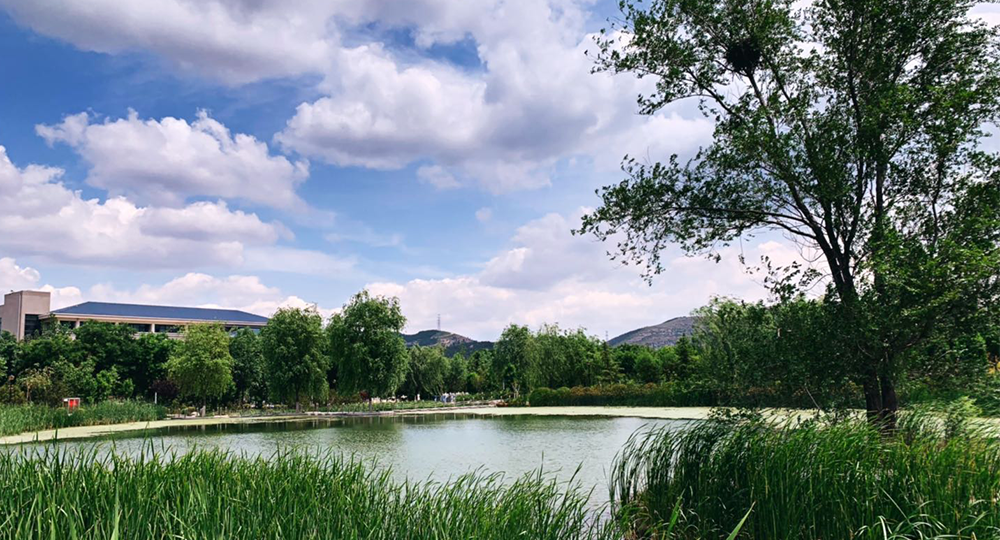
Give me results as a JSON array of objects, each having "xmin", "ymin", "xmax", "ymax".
[
  {"xmin": 328, "ymin": 291, "xmax": 408, "ymax": 399},
  {"xmin": 261, "ymin": 307, "xmax": 328, "ymax": 405},
  {"xmin": 230, "ymin": 328, "xmax": 267, "ymax": 405},
  {"xmin": 579, "ymin": 0, "xmax": 1000, "ymax": 424},
  {"xmin": 167, "ymin": 324, "xmax": 233, "ymax": 407}
]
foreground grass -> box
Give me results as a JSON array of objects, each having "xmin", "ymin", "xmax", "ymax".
[
  {"xmin": 611, "ymin": 415, "xmax": 1000, "ymax": 539},
  {"xmin": 0, "ymin": 448, "xmax": 614, "ymax": 540},
  {"xmin": 0, "ymin": 402, "xmax": 166, "ymax": 437}
]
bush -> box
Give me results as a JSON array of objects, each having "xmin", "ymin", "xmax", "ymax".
[{"xmin": 527, "ymin": 383, "xmax": 715, "ymax": 408}]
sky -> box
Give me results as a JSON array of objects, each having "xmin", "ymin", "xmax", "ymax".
[{"xmin": 1, "ymin": 1, "xmax": 996, "ymax": 341}]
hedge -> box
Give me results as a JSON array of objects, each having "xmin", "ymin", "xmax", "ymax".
[{"xmin": 527, "ymin": 383, "xmax": 716, "ymax": 408}]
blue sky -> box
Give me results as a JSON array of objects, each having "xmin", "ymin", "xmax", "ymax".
[{"xmin": 0, "ymin": 0, "xmax": 833, "ymax": 340}]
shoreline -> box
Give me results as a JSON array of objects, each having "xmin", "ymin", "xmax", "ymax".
[{"xmin": 1, "ymin": 405, "xmax": 718, "ymax": 444}]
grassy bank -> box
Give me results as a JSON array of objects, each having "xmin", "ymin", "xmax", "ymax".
[
  {"xmin": 0, "ymin": 448, "xmax": 614, "ymax": 540},
  {"xmin": 0, "ymin": 402, "xmax": 166, "ymax": 437},
  {"xmin": 611, "ymin": 416, "xmax": 1000, "ymax": 539}
]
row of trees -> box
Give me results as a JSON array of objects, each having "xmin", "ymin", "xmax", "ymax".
[
  {"xmin": 694, "ymin": 297, "xmax": 1000, "ymax": 411},
  {"xmin": 2, "ymin": 289, "xmax": 995, "ymax": 412},
  {"xmin": 0, "ymin": 287, "xmax": 713, "ymax": 409},
  {"xmin": 0, "ymin": 291, "xmax": 409, "ymax": 410}
]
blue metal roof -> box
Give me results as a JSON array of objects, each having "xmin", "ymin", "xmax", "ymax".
[{"xmin": 50, "ymin": 302, "xmax": 269, "ymax": 324}]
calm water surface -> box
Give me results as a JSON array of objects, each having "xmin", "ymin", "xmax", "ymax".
[{"xmin": 23, "ymin": 414, "xmax": 690, "ymax": 507}]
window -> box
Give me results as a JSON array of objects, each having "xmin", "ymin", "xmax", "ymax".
[
  {"xmin": 59, "ymin": 320, "xmax": 75, "ymax": 329},
  {"xmin": 155, "ymin": 325, "xmax": 181, "ymax": 334},
  {"xmin": 23, "ymin": 315, "xmax": 42, "ymax": 338},
  {"xmin": 128, "ymin": 323, "xmax": 152, "ymax": 333}
]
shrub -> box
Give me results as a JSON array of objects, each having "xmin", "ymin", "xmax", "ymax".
[{"xmin": 527, "ymin": 383, "xmax": 715, "ymax": 408}]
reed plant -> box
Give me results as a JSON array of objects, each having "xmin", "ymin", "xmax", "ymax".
[
  {"xmin": 0, "ymin": 401, "xmax": 165, "ymax": 437},
  {"xmin": 610, "ymin": 415, "xmax": 1000, "ymax": 539},
  {"xmin": 0, "ymin": 447, "xmax": 615, "ymax": 540}
]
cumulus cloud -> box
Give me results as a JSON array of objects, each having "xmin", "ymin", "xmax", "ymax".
[
  {"xmin": 368, "ymin": 211, "xmax": 809, "ymax": 340},
  {"xmin": 86, "ymin": 272, "xmax": 337, "ymax": 319},
  {"xmin": 274, "ymin": 0, "xmax": 714, "ymax": 193},
  {"xmin": 37, "ymin": 110, "xmax": 309, "ymax": 210},
  {"xmin": 417, "ymin": 165, "xmax": 461, "ymax": 190},
  {"xmin": 0, "ymin": 258, "xmax": 42, "ymax": 292},
  {"xmin": 0, "ymin": 145, "xmax": 334, "ymax": 273},
  {"xmin": 0, "ymin": 0, "xmax": 714, "ymax": 194},
  {"xmin": 0, "ymin": 257, "xmax": 84, "ymax": 308},
  {"xmin": 0, "ymin": 0, "xmax": 338, "ymax": 84}
]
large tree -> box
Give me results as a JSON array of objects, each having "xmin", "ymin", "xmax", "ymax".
[
  {"xmin": 167, "ymin": 323, "xmax": 233, "ymax": 416},
  {"xmin": 230, "ymin": 328, "xmax": 267, "ymax": 406},
  {"xmin": 579, "ymin": 0, "xmax": 1000, "ymax": 426},
  {"xmin": 403, "ymin": 345, "xmax": 448, "ymax": 399},
  {"xmin": 327, "ymin": 290, "xmax": 408, "ymax": 402},
  {"xmin": 492, "ymin": 324, "xmax": 539, "ymax": 398},
  {"xmin": 261, "ymin": 307, "xmax": 328, "ymax": 411}
]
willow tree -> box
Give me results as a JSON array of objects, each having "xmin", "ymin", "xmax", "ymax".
[
  {"xmin": 328, "ymin": 290, "xmax": 409, "ymax": 404},
  {"xmin": 579, "ymin": 0, "xmax": 1000, "ymax": 427}
]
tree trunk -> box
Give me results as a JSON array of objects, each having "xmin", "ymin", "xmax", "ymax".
[
  {"xmin": 879, "ymin": 375, "xmax": 898, "ymax": 432},
  {"xmin": 863, "ymin": 371, "xmax": 898, "ymax": 433},
  {"xmin": 862, "ymin": 372, "xmax": 883, "ymax": 425}
]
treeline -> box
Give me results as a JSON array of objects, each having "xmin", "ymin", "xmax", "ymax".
[
  {"xmin": 691, "ymin": 297, "xmax": 1000, "ymax": 412},
  {"xmin": 3, "ymin": 290, "xmax": 994, "ymax": 412},
  {"xmin": 0, "ymin": 289, "xmax": 711, "ymax": 410}
]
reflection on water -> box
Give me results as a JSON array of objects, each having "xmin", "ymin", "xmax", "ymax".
[{"xmin": 17, "ymin": 414, "xmax": 692, "ymax": 508}]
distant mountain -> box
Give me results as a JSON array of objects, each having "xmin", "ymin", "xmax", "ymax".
[
  {"xmin": 608, "ymin": 316, "xmax": 698, "ymax": 349},
  {"xmin": 402, "ymin": 329, "xmax": 494, "ymax": 357}
]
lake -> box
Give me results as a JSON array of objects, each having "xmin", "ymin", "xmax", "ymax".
[{"xmin": 19, "ymin": 413, "xmax": 691, "ymax": 508}]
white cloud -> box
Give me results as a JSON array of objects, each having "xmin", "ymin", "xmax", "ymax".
[
  {"xmin": 2, "ymin": 1, "xmax": 715, "ymax": 194},
  {"xmin": 367, "ymin": 210, "xmax": 805, "ymax": 340},
  {"xmin": 274, "ymin": 0, "xmax": 713, "ymax": 193},
  {"xmin": 86, "ymin": 272, "xmax": 337, "ymax": 319},
  {"xmin": 475, "ymin": 207, "xmax": 493, "ymax": 223},
  {"xmin": 0, "ymin": 145, "xmax": 307, "ymax": 271},
  {"xmin": 0, "ymin": 261, "xmax": 336, "ymax": 319},
  {"xmin": 417, "ymin": 165, "xmax": 461, "ymax": 190},
  {"xmin": 0, "ymin": 257, "xmax": 84, "ymax": 308},
  {"xmin": 0, "ymin": 0, "xmax": 338, "ymax": 84},
  {"xmin": 242, "ymin": 246, "xmax": 357, "ymax": 277},
  {"xmin": 0, "ymin": 258, "xmax": 42, "ymax": 292},
  {"xmin": 38, "ymin": 110, "xmax": 309, "ymax": 210}
]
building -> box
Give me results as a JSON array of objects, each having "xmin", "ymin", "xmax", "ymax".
[{"xmin": 0, "ymin": 290, "xmax": 268, "ymax": 340}]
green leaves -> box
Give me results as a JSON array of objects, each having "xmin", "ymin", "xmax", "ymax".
[
  {"xmin": 167, "ymin": 323, "xmax": 233, "ymax": 406},
  {"xmin": 327, "ymin": 290, "xmax": 408, "ymax": 399},
  {"xmin": 581, "ymin": 0, "xmax": 1000, "ymax": 420},
  {"xmin": 261, "ymin": 307, "xmax": 328, "ymax": 405}
]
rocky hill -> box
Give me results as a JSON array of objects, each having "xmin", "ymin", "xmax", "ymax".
[
  {"xmin": 608, "ymin": 316, "xmax": 698, "ymax": 349},
  {"xmin": 401, "ymin": 329, "xmax": 494, "ymax": 357}
]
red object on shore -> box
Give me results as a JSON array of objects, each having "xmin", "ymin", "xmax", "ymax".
[{"xmin": 63, "ymin": 397, "xmax": 81, "ymax": 412}]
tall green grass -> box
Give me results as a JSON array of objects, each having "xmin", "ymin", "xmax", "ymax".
[
  {"xmin": 0, "ymin": 447, "xmax": 615, "ymax": 540},
  {"xmin": 0, "ymin": 401, "xmax": 166, "ymax": 437},
  {"xmin": 610, "ymin": 416, "xmax": 1000, "ymax": 539}
]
